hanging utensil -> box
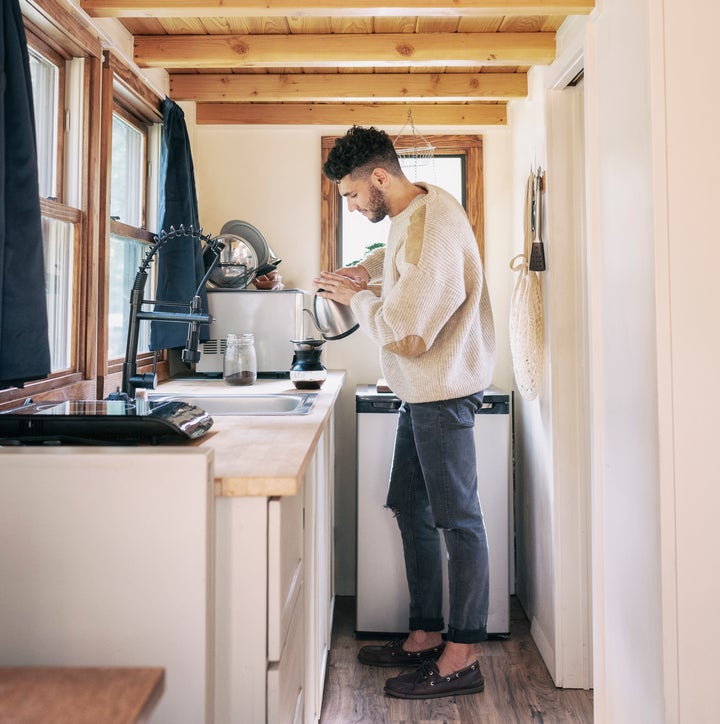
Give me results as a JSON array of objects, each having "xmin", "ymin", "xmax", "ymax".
[{"xmin": 529, "ymin": 169, "xmax": 547, "ymax": 272}]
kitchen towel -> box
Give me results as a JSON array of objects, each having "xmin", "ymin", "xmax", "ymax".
[{"xmin": 150, "ymin": 98, "xmax": 209, "ymax": 351}]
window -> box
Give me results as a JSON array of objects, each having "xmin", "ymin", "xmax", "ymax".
[
  {"xmin": 40, "ymin": 209, "xmax": 78, "ymax": 372},
  {"xmin": 2, "ymin": 4, "xmax": 167, "ymax": 408},
  {"xmin": 28, "ymin": 47, "xmax": 60, "ymax": 199},
  {"xmin": 341, "ymin": 155, "xmax": 465, "ymax": 267},
  {"xmin": 111, "ymin": 114, "xmax": 145, "ymax": 226},
  {"xmin": 108, "ymin": 110, "xmax": 154, "ymax": 361},
  {"xmin": 321, "ymin": 135, "xmax": 484, "ymax": 274},
  {"xmin": 98, "ymin": 51, "xmax": 162, "ymax": 396},
  {"xmin": 26, "ymin": 34, "xmax": 79, "ymax": 375}
]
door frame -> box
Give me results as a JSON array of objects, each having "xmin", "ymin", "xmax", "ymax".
[{"xmin": 544, "ymin": 30, "xmax": 594, "ymax": 689}]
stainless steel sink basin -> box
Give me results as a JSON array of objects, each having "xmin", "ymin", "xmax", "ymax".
[{"xmin": 146, "ymin": 392, "xmax": 317, "ymax": 416}]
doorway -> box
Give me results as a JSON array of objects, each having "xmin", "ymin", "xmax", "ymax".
[{"xmin": 545, "ymin": 74, "xmax": 593, "ymax": 689}]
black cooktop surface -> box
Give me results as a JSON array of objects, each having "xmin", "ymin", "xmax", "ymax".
[{"xmin": 0, "ymin": 399, "xmax": 213, "ymax": 445}]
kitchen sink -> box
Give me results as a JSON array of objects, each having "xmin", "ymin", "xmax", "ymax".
[{"xmin": 146, "ymin": 392, "xmax": 318, "ymax": 416}]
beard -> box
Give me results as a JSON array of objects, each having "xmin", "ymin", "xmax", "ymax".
[{"xmin": 365, "ymin": 185, "xmax": 391, "ymax": 223}]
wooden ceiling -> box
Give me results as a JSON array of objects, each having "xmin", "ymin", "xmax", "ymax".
[{"xmin": 81, "ymin": 1, "xmax": 595, "ymax": 126}]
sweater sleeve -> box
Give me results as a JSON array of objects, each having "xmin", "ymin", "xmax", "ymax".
[{"xmin": 357, "ymin": 246, "xmax": 385, "ymax": 279}]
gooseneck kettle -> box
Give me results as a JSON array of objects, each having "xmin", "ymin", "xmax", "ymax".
[{"xmin": 311, "ymin": 291, "xmax": 359, "ymax": 341}]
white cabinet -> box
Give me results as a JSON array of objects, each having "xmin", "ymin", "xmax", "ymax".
[
  {"xmin": 0, "ymin": 448, "xmax": 215, "ymax": 724},
  {"xmin": 303, "ymin": 419, "xmax": 334, "ymax": 724},
  {"xmin": 214, "ymin": 413, "xmax": 335, "ymax": 724},
  {"xmin": 0, "ymin": 405, "xmax": 337, "ymax": 724}
]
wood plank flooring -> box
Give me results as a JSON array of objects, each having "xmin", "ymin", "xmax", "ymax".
[{"xmin": 320, "ymin": 596, "xmax": 593, "ymax": 723}]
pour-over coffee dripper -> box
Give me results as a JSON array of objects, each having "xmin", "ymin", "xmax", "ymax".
[{"xmin": 290, "ymin": 338, "xmax": 327, "ymax": 390}]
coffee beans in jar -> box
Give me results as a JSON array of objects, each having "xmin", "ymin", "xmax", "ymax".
[{"xmin": 224, "ymin": 333, "xmax": 257, "ymax": 386}]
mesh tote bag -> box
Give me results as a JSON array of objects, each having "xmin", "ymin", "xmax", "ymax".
[{"xmin": 509, "ymin": 172, "xmax": 545, "ymax": 401}]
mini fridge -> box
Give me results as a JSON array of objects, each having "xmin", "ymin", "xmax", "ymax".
[{"xmin": 355, "ymin": 384, "xmax": 512, "ymax": 636}]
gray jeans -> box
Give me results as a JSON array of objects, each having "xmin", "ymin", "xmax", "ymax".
[{"xmin": 386, "ymin": 392, "xmax": 490, "ymax": 643}]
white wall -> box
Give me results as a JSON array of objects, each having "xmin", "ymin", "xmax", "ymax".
[
  {"xmin": 189, "ymin": 122, "xmax": 515, "ymax": 594},
  {"xmin": 506, "ymin": 17, "xmax": 595, "ymax": 689},
  {"xmin": 585, "ymin": 0, "xmax": 720, "ymax": 720},
  {"xmin": 509, "ymin": 5, "xmax": 697, "ymax": 704},
  {"xmin": 650, "ymin": 1, "xmax": 720, "ymax": 722},
  {"xmin": 506, "ymin": 67, "xmax": 557, "ymax": 677},
  {"xmin": 584, "ymin": 1, "xmax": 665, "ymax": 720}
]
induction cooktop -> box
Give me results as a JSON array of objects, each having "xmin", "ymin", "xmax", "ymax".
[{"xmin": 0, "ymin": 399, "xmax": 213, "ymax": 445}]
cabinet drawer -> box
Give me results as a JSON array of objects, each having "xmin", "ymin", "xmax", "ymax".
[
  {"xmin": 267, "ymin": 490, "xmax": 304, "ymax": 662},
  {"xmin": 267, "ymin": 590, "xmax": 304, "ymax": 724}
]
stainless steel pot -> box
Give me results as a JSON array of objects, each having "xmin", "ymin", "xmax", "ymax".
[
  {"xmin": 311, "ymin": 292, "xmax": 359, "ymax": 341},
  {"xmin": 205, "ymin": 233, "xmax": 258, "ymax": 289}
]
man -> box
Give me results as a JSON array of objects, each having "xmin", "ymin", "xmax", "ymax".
[{"xmin": 315, "ymin": 126, "xmax": 496, "ymax": 699}]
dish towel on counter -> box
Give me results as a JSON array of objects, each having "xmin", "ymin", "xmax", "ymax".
[
  {"xmin": 150, "ymin": 98, "xmax": 210, "ymax": 351},
  {"xmin": 508, "ymin": 171, "xmax": 545, "ymax": 401},
  {"xmin": 0, "ymin": 0, "xmax": 51, "ymax": 387}
]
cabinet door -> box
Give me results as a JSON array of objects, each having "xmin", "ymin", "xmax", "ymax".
[
  {"xmin": 268, "ymin": 483, "xmax": 304, "ymax": 662},
  {"xmin": 0, "ymin": 449, "xmax": 214, "ymax": 724},
  {"xmin": 267, "ymin": 590, "xmax": 304, "ymax": 724},
  {"xmin": 304, "ymin": 418, "xmax": 335, "ymax": 724},
  {"xmin": 214, "ymin": 496, "xmax": 269, "ymax": 724}
]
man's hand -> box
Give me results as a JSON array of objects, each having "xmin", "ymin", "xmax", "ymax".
[
  {"xmin": 313, "ymin": 270, "xmax": 368, "ymax": 305},
  {"xmin": 334, "ymin": 265, "xmax": 371, "ymax": 285}
]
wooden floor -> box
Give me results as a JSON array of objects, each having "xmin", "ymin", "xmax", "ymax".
[{"xmin": 320, "ymin": 596, "xmax": 593, "ymax": 724}]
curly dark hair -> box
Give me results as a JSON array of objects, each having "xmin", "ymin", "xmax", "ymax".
[{"xmin": 323, "ymin": 126, "xmax": 402, "ymax": 182}]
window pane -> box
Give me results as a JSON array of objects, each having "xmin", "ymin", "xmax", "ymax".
[
  {"xmin": 341, "ymin": 156, "xmax": 465, "ymax": 267},
  {"xmin": 108, "ymin": 234, "xmax": 155, "ymax": 360},
  {"xmin": 41, "ymin": 217, "xmax": 74, "ymax": 372},
  {"xmin": 111, "ymin": 115, "xmax": 145, "ymax": 227},
  {"xmin": 28, "ymin": 49, "xmax": 59, "ymax": 199}
]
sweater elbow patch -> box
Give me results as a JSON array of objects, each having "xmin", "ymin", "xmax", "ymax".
[
  {"xmin": 405, "ymin": 206, "xmax": 426, "ymax": 265},
  {"xmin": 384, "ymin": 335, "xmax": 426, "ymax": 357}
]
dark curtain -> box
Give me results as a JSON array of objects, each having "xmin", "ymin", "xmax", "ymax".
[
  {"xmin": 0, "ymin": 0, "xmax": 51, "ymax": 387},
  {"xmin": 149, "ymin": 97, "xmax": 209, "ymax": 350}
]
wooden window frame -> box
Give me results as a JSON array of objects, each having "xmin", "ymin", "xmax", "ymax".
[
  {"xmin": 321, "ymin": 134, "xmax": 485, "ymax": 274},
  {"xmin": 97, "ymin": 50, "xmax": 164, "ymax": 399}
]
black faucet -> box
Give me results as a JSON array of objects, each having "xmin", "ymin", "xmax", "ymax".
[{"xmin": 112, "ymin": 226, "xmax": 225, "ymax": 400}]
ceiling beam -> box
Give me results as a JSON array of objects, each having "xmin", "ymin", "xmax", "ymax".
[
  {"xmin": 196, "ymin": 102, "xmax": 507, "ymax": 125},
  {"xmin": 83, "ymin": 1, "xmax": 595, "ymax": 19},
  {"xmin": 170, "ymin": 71, "xmax": 528, "ymax": 102},
  {"xmin": 136, "ymin": 32, "xmax": 556, "ymax": 69}
]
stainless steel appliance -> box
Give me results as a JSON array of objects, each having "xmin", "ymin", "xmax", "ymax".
[
  {"xmin": 355, "ymin": 384, "xmax": 512, "ymax": 636},
  {"xmin": 197, "ymin": 289, "xmax": 306, "ymax": 376}
]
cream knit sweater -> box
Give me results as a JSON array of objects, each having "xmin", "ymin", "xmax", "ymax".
[{"xmin": 349, "ymin": 183, "xmax": 496, "ymax": 403}]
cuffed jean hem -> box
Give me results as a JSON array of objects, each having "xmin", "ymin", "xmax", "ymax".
[
  {"xmin": 409, "ymin": 617, "xmax": 445, "ymax": 633},
  {"xmin": 446, "ymin": 625, "xmax": 488, "ymax": 644}
]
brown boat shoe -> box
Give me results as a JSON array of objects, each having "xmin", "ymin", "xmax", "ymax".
[
  {"xmin": 357, "ymin": 638, "xmax": 446, "ymax": 667},
  {"xmin": 384, "ymin": 660, "xmax": 485, "ymax": 699}
]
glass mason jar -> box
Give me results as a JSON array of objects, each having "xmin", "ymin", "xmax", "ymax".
[{"xmin": 223, "ymin": 333, "xmax": 257, "ymax": 385}]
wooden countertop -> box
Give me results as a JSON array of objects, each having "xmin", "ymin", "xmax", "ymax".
[
  {"xmin": 0, "ymin": 667, "xmax": 164, "ymax": 724},
  {"xmin": 155, "ymin": 371, "xmax": 344, "ymax": 498}
]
